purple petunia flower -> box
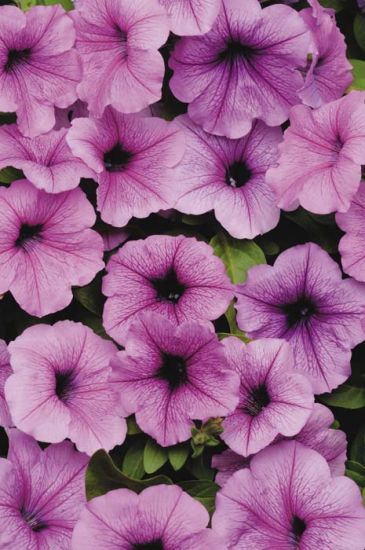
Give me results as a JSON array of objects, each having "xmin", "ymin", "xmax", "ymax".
[
  {"xmin": 5, "ymin": 321, "xmax": 126, "ymax": 456},
  {"xmin": 67, "ymin": 108, "xmax": 184, "ymax": 227},
  {"xmin": 72, "ymin": 0, "xmax": 169, "ymax": 117},
  {"xmin": 221, "ymin": 337, "xmax": 313, "ymax": 457},
  {"xmin": 102, "ymin": 235, "xmax": 234, "ymax": 344},
  {"xmin": 267, "ymin": 92, "xmax": 365, "ymax": 214},
  {"xmin": 336, "ymin": 183, "xmax": 365, "ymax": 283},
  {"xmin": 212, "ymin": 440, "xmax": 365, "ymax": 549},
  {"xmin": 0, "ymin": 340, "xmax": 11, "ymax": 427},
  {"xmin": 174, "ymin": 115, "xmax": 281, "ymax": 239},
  {"xmin": 169, "ymin": 0, "xmax": 311, "ymax": 138},
  {"xmin": 358, "ymin": 0, "xmax": 365, "ymax": 12},
  {"xmin": 0, "ymin": 179, "xmax": 104, "ymax": 317},
  {"xmin": 0, "ymin": 5, "xmax": 81, "ymax": 138},
  {"xmin": 0, "ymin": 125, "xmax": 92, "ymax": 194},
  {"xmin": 159, "ymin": 0, "xmax": 221, "ymax": 36},
  {"xmin": 54, "ymin": 100, "xmax": 89, "ymax": 131},
  {"xmin": 212, "ymin": 449, "xmax": 251, "ymax": 487},
  {"xmin": 235, "ymin": 243, "xmax": 365, "ymax": 394},
  {"xmin": 72, "ymin": 485, "xmax": 226, "ymax": 549},
  {"xmin": 110, "ymin": 312, "xmax": 239, "ymax": 446},
  {"xmin": 0, "ymin": 429, "xmax": 88, "ymax": 548}
]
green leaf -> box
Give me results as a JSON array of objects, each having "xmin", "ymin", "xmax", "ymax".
[
  {"xmin": 351, "ymin": 426, "xmax": 365, "ymax": 465},
  {"xmin": 285, "ymin": 209, "xmax": 339, "ymax": 253},
  {"xmin": 218, "ymin": 332, "xmax": 250, "ymax": 343},
  {"xmin": 86, "ymin": 450, "xmax": 172, "ymax": 500},
  {"xmin": 318, "ymin": 0, "xmax": 344, "ymax": 10},
  {"xmin": 168, "ymin": 443, "xmax": 190, "ymax": 471},
  {"xmin": 187, "ymin": 455, "xmax": 215, "ymax": 481},
  {"xmin": 73, "ymin": 275, "xmax": 104, "ymax": 316},
  {"xmin": 354, "ymin": 13, "xmax": 365, "ymax": 52},
  {"xmin": 345, "ymin": 461, "xmax": 365, "ymax": 487},
  {"xmin": 122, "ymin": 439, "xmax": 145, "ymax": 480},
  {"xmin": 178, "ymin": 480, "xmax": 219, "ymax": 514},
  {"xmin": 143, "ymin": 439, "xmax": 168, "ymax": 474},
  {"xmin": 78, "ymin": 313, "xmax": 108, "ymax": 339},
  {"xmin": 0, "ymin": 167, "xmax": 24, "ymax": 185},
  {"xmin": 320, "ymin": 385, "xmax": 365, "ymax": 410},
  {"xmin": 19, "ymin": 0, "xmax": 37, "ymax": 9},
  {"xmin": 127, "ymin": 415, "xmax": 142, "ymax": 435},
  {"xmin": 349, "ymin": 59, "xmax": 365, "ymax": 91}
]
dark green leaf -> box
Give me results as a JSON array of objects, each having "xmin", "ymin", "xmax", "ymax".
[
  {"xmin": 318, "ymin": 0, "xmax": 344, "ymax": 10},
  {"xmin": 349, "ymin": 59, "xmax": 365, "ymax": 91},
  {"xmin": 73, "ymin": 275, "xmax": 104, "ymax": 316},
  {"xmin": 178, "ymin": 480, "xmax": 219, "ymax": 514},
  {"xmin": 218, "ymin": 332, "xmax": 250, "ymax": 344},
  {"xmin": 127, "ymin": 415, "xmax": 142, "ymax": 435},
  {"xmin": 321, "ymin": 385, "xmax": 365, "ymax": 409},
  {"xmin": 354, "ymin": 13, "xmax": 365, "ymax": 52},
  {"xmin": 285, "ymin": 209, "xmax": 339, "ymax": 253},
  {"xmin": 345, "ymin": 461, "xmax": 365, "ymax": 487},
  {"xmin": 187, "ymin": 455, "xmax": 215, "ymax": 481},
  {"xmin": 122, "ymin": 439, "xmax": 145, "ymax": 480},
  {"xmin": 143, "ymin": 439, "xmax": 168, "ymax": 474},
  {"xmin": 78, "ymin": 314, "xmax": 108, "ymax": 339},
  {"xmin": 351, "ymin": 426, "xmax": 365, "ymax": 464},
  {"xmin": 0, "ymin": 167, "xmax": 24, "ymax": 185},
  {"xmin": 168, "ymin": 443, "xmax": 190, "ymax": 471}
]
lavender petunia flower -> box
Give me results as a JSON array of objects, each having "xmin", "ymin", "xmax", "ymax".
[
  {"xmin": 72, "ymin": 485, "xmax": 225, "ymax": 549},
  {"xmin": 0, "ymin": 125, "xmax": 93, "ymax": 194},
  {"xmin": 235, "ymin": 243, "xmax": 365, "ymax": 394},
  {"xmin": 169, "ymin": 0, "xmax": 311, "ymax": 138},
  {"xmin": 67, "ymin": 108, "xmax": 184, "ymax": 227},
  {"xmin": 267, "ymin": 92, "xmax": 365, "ymax": 214},
  {"xmin": 0, "ymin": 429, "xmax": 88, "ymax": 548},
  {"xmin": 0, "ymin": 340, "xmax": 11, "ymax": 427},
  {"xmin": 174, "ymin": 115, "xmax": 281, "ymax": 239},
  {"xmin": 54, "ymin": 100, "xmax": 89, "ymax": 130},
  {"xmin": 358, "ymin": 0, "xmax": 365, "ymax": 12},
  {"xmin": 72, "ymin": 0, "xmax": 169, "ymax": 117},
  {"xmin": 6, "ymin": 321, "xmax": 126, "ymax": 456},
  {"xmin": 0, "ymin": 5, "xmax": 81, "ymax": 138},
  {"xmin": 336, "ymin": 183, "xmax": 365, "ymax": 283},
  {"xmin": 159, "ymin": 0, "xmax": 221, "ymax": 36},
  {"xmin": 212, "ymin": 449, "xmax": 250, "ymax": 487},
  {"xmin": 221, "ymin": 337, "xmax": 313, "ymax": 457},
  {"xmin": 0, "ymin": 180, "xmax": 104, "ymax": 317},
  {"xmin": 212, "ymin": 441, "xmax": 365, "ymax": 549},
  {"xmin": 102, "ymin": 235, "xmax": 234, "ymax": 344},
  {"xmin": 110, "ymin": 312, "xmax": 239, "ymax": 447}
]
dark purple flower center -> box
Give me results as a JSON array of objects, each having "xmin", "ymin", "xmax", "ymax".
[
  {"xmin": 282, "ymin": 297, "xmax": 317, "ymax": 328},
  {"xmin": 156, "ymin": 353, "xmax": 188, "ymax": 390},
  {"xmin": 218, "ymin": 40, "xmax": 255, "ymax": 63},
  {"xmin": 21, "ymin": 508, "xmax": 47, "ymax": 532},
  {"xmin": 5, "ymin": 48, "xmax": 32, "ymax": 72},
  {"xmin": 103, "ymin": 143, "xmax": 133, "ymax": 172},
  {"xmin": 15, "ymin": 224, "xmax": 43, "ymax": 248},
  {"xmin": 291, "ymin": 515, "xmax": 306, "ymax": 544},
  {"xmin": 151, "ymin": 269, "xmax": 186, "ymax": 304},
  {"xmin": 55, "ymin": 370, "xmax": 75, "ymax": 402},
  {"xmin": 244, "ymin": 384, "xmax": 270, "ymax": 416},
  {"xmin": 225, "ymin": 161, "xmax": 252, "ymax": 188},
  {"xmin": 132, "ymin": 541, "xmax": 164, "ymax": 550}
]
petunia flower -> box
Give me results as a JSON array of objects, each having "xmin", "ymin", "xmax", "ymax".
[
  {"xmin": 174, "ymin": 115, "xmax": 281, "ymax": 239},
  {"xmin": 159, "ymin": 0, "xmax": 221, "ymax": 36},
  {"xmin": 212, "ymin": 440, "xmax": 365, "ymax": 549},
  {"xmin": 358, "ymin": 0, "xmax": 365, "ymax": 12},
  {"xmin": 0, "ymin": 340, "xmax": 11, "ymax": 427},
  {"xmin": 5, "ymin": 321, "xmax": 126, "ymax": 456},
  {"xmin": 267, "ymin": 91, "xmax": 365, "ymax": 214},
  {"xmin": 221, "ymin": 337, "xmax": 313, "ymax": 457},
  {"xmin": 72, "ymin": 485, "xmax": 225, "ymax": 549},
  {"xmin": 54, "ymin": 100, "xmax": 89, "ymax": 130},
  {"xmin": 0, "ymin": 179, "xmax": 104, "ymax": 317},
  {"xmin": 0, "ymin": 5, "xmax": 81, "ymax": 138},
  {"xmin": 0, "ymin": 429, "xmax": 88, "ymax": 548},
  {"xmin": 169, "ymin": 0, "xmax": 311, "ymax": 138},
  {"xmin": 67, "ymin": 108, "xmax": 184, "ymax": 227},
  {"xmin": 110, "ymin": 312, "xmax": 239, "ymax": 447},
  {"xmin": 212, "ymin": 449, "xmax": 250, "ymax": 487},
  {"xmin": 235, "ymin": 243, "xmax": 365, "ymax": 394},
  {"xmin": 102, "ymin": 234, "xmax": 233, "ymax": 344},
  {"xmin": 0, "ymin": 124, "xmax": 93, "ymax": 193},
  {"xmin": 336, "ymin": 183, "xmax": 365, "ymax": 283},
  {"xmin": 72, "ymin": 0, "xmax": 169, "ymax": 117}
]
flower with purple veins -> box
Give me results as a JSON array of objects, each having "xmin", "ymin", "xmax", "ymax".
[
  {"xmin": 169, "ymin": 0, "xmax": 311, "ymax": 138},
  {"xmin": 212, "ymin": 440, "xmax": 365, "ymax": 549},
  {"xmin": 0, "ymin": 340, "xmax": 11, "ymax": 427},
  {"xmin": 235, "ymin": 243, "xmax": 365, "ymax": 394},
  {"xmin": 102, "ymin": 234, "xmax": 234, "ymax": 345},
  {"xmin": 0, "ymin": 429, "xmax": 88, "ymax": 549},
  {"xmin": 110, "ymin": 311, "xmax": 239, "ymax": 447},
  {"xmin": 0, "ymin": 5, "xmax": 81, "ymax": 138},
  {"xmin": 174, "ymin": 115, "xmax": 281, "ymax": 239},
  {"xmin": 67, "ymin": 107, "xmax": 184, "ymax": 227},
  {"xmin": 159, "ymin": 0, "xmax": 221, "ymax": 36},
  {"xmin": 212, "ymin": 449, "xmax": 251, "ymax": 487}
]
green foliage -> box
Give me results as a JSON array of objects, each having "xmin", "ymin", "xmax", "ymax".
[
  {"xmin": 73, "ymin": 274, "xmax": 104, "ymax": 316},
  {"xmin": 351, "ymin": 426, "xmax": 365, "ymax": 464},
  {"xmin": 122, "ymin": 439, "xmax": 145, "ymax": 480},
  {"xmin": 354, "ymin": 14, "xmax": 365, "ymax": 53},
  {"xmin": 345, "ymin": 461, "xmax": 365, "ymax": 487},
  {"xmin": 318, "ymin": 0, "xmax": 345, "ymax": 10},
  {"xmin": 178, "ymin": 481, "xmax": 219, "ymax": 514},
  {"xmin": 285, "ymin": 209, "xmax": 339, "ymax": 253},
  {"xmin": 127, "ymin": 416, "xmax": 142, "ymax": 435},
  {"xmin": 168, "ymin": 443, "xmax": 190, "ymax": 471},
  {"xmin": 143, "ymin": 439, "xmax": 168, "ymax": 474},
  {"xmin": 321, "ymin": 385, "xmax": 365, "ymax": 409},
  {"xmin": 0, "ymin": 167, "xmax": 24, "ymax": 186},
  {"xmin": 19, "ymin": 0, "xmax": 74, "ymax": 10},
  {"xmin": 349, "ymin": 59, "xmax": 365, "ymax": 91}
]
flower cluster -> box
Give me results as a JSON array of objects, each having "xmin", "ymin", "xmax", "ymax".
[{"xmin": 0, "ymin": 0, "xmax": 364, "ymax": 548}]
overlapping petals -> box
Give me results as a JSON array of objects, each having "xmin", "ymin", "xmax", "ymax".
[
  {"xmin": 0, "ymin": 340, "xmax": 11, "ymax": 427},
  {"xmin": 160, "ymin": 0, "xmax": 221, "ymax": 36}
]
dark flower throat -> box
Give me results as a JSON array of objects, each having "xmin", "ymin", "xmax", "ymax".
[
  {"xmin": 156, "ymin": 353, "xmax": 188, "ymax": 390},
  {"xmin": 151, "ymin": 269, "xmax": 186, "ymax": 304},
  {"xmin": 55, "ymin": 370, "xmax": 74, "ymax": 403},
  {"xmin": 21, "ymin": 508, "xmax": 47, "ymax": 533},
  {"xmin": 104, "ymin": 143, "xmax": 132, "ymax": 172},
  {"xmin": 291, "ymin": 515, "xmax": 306, "ymax": 544},
  {"xmin": 5, "ymin": 48, "xmax": 32, "ymax": 72},
  {"xmin": 133, "ymin": 540, "xmax": 164, "ymax": 550},
  {"xmin": 218, "ymin": 40, "xmax": 255, "ymax": 63},
  {"xmin": 15, "ymin": 224, "xmax": 43, "ymax": 248},
  {"xmin": 225, "ymin": 161, "xmax": 252, "ymax": 188},
  {"xmin": 282, "ymin": 296, "xmax": 317, "ymax": 328},
  {"xmin": 244, "ymin": 384, "xmax": 270, "ymax": 416}
]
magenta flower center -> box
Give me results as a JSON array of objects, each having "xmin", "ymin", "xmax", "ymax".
[
  {"xmin": 103, "ymin": 143, "xmax": 133, "ymax": 172},
  {"xmin": 244, "ymin": 384, "xmax": 271, "ymax": 416},
  {"xmin": 225, "ymin": 161, "xmax": 252, "ymax": 188},
  {"xmin": 218, "ymin": 41, "xmax": 255, "ymax": 64},
  {"xmin": 55, "ymin": 370, "xmax": 75, "ymax": 403},
  {"xmin": 151, "ymin": 269, "xmax": 186, "ymax": 304},
  {"xmin": 132, "ymin": 541, "xmax": 164, "ymax": 550},
  {"xmin": 282, "ymin": 296, "xmax": 317, "ymax": 328},
  {"xmin": 21, "ymin": 508, "xmax": 47, "ymax": 533},
  {"xmin": 5, "ymin": 48, "xmax": 32, "ymax": 72},
  {"xmin": 156, "ymin": 353, "xmax": 188, "ymax": 390},
  {"xmin": 15, "ymin": 223, "xmax": 43, "ymax": 248},
  {"xmin": 291, "ymin": 515, "xmax": 307, "ymax": 544}
]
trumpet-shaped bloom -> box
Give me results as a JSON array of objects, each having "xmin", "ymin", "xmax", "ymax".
[
  {"xmin": 235, "ymin": 243, "xmax": 365, "ymax": 394},
  {"xmin": 0, "ymin": 124, "xmax": 92, "ymax": 193},
  {"xmin": 72, "ymin": 485, "xmax": 225, "ymax": 549},
  {"xmin": 174, "ymin": 115, "xmax": 281, "ymax": 239},
  {"xmin": 103, "ymin": 235, "xmax": 233, "ymax": 344},
  {"xmin": 0, "ymin": 180, "xmax": 104, "ymax": 316},
  {"xmin": 336, "ymin": 183, "xmax": 365, "ymax": 282},
  {"xmin": 110, "ymin": 312, "xmax": 239, "ymax": 447},
  {"xmin": 54, "ymin": 100, "xmax": 89, "ymax": 130},
  {"xmin": 0, "ymin": 340, "xmax": 11, "ymax": 427},
  {"xmin": 6, "ymin": 321, "xmax": 126, "ymax": 456},
  {"xmin": 0, "ymin": 429, "xmax": 88, "ymax": 549},
  {"xmin": 212, "ymin": 441, "xmax": 365, "ymax": 549},
  {"xmin": 267, "ymin": 92, "xmax": 365, "ymax": 214},
  {"xmin": 169, "ymin": 0, "xmax": 310, "ymax": 138},
  {"xmin": 72, "ymin": 0, "xmax": 169, "ymax": 117},
  {"xmin": 67, "ymin": 108, "xmax": 184, "ymax": 227},
  {"xmin": 0, "ymin": 5, "xmax": 81, "ymax": 137},
  {"xmin": 212, "ymin": 449, "xmax": 250, "ymax": 487},
  {"xmin": 221, "ymin": 337, "xmax": 313, "ymax": 457},
  {"xmin": 159, "ymin": 0, "xmax": 221, "ymax": 36}
]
